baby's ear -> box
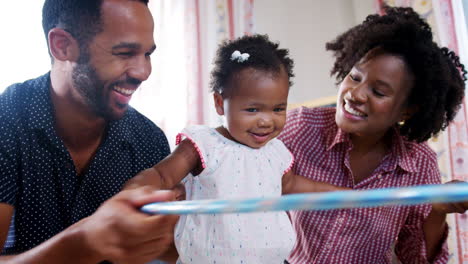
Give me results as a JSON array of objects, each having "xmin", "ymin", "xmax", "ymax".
[{"xmin": 213, "ymin": 92, "xmax": 225, "ymax": 115}]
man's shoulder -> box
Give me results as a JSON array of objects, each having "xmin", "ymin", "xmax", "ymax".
[
  {"xmin": 0, "ymin": 74, "xmax": 49, "ymax": 118},
  {"xmin": 1, "ymin": 74, "xmax": 49, "ymax": 97}
]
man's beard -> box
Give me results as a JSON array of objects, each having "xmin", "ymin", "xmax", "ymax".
[{"xmin": 71, "ymin": 54, "xmax": 115, "ymax": 121}]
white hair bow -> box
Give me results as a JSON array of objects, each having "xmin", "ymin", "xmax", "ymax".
[{"xmin": 231, "ymin": 50, "xmax": 250, "ymax": 63}]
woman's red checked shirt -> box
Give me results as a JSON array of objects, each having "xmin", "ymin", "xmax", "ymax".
[{"xmin": 278, "ymin": 107, "xmax": 449, "ymax": 264}]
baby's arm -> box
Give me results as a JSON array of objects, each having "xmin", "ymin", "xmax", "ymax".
[
  {"xmin": 281, "ymin": 171, "xmax": 349, "ymax": 195},
  {"xmin": 124, "ymin": 139, "xmax": 202, "ymax": 191}
]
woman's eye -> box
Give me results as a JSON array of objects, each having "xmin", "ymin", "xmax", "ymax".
[
  {"xmin": 349, "ymin": 74, "xmax": 359, "ymax": 81},
  {"xmin": 245, "ymin": 108, "xmax": 258, "ymax": 112},
  {"xmin": 372, "ymin": 88, "xmax": 385, "ymax": 97}
]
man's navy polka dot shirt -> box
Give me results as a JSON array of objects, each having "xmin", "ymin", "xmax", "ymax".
[{"xmin": 0, "ymin": 73, "xmax": 170, "ymax": 254}]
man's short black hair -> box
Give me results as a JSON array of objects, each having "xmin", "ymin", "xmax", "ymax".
[{"xmin": 42, "ymin": 0, "xmax": 149, "ymax": 60}]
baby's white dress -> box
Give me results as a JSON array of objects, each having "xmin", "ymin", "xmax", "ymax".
[{"xmin": 174, "ymin": 125, "xmax": 296, "ymax": 264}]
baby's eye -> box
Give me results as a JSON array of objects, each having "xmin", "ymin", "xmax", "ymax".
[
  {"xmin": 273, "ymin": 107, "xmax": 286, "ymax": 112},
  {"xmin": 245, "ymin": 108, "xmax": 258, "ymax": 112}
]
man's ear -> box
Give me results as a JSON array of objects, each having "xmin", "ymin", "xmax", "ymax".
[
  {"xmin": 213, "ymin": 92, "xmax": 225, "ymax": 115},
  {"xmin": 48, "ymin": 28, "xmax": 80, "ymax": 62}
]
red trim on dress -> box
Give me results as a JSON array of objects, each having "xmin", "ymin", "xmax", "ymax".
[
  {"xmin": 176, "ymin": 133, "xmax": 207, "ymax": 169},
  {"xmin": 283, "ymin": 149, "xmax": 295, "ymax": 175}
]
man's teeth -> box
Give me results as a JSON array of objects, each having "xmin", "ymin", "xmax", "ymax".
[
  {"xmin": 344, "ymin": 102, "xmax": 366, "ymax": 117},
  {"xmin": 114, "ymin": 86, "xmax": 135, "ymax": 96}
]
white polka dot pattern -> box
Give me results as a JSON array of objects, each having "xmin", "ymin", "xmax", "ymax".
[
  {"xmin": 175, "ymin": 125, "xmax": 296, "ymax": 264},
  {"xmin": 0, "ymin": 73, "xmax": 170, "ymax": 255},
  {"xmin": 278, "ymin": 107, "xmax": 449, "ymax": 264}
]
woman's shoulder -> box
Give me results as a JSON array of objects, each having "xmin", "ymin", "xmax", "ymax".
[
  {"xmin": 282, "ymin": 107, "xmax": 336, "ymax": 136},
  {"xmin": 400, "ymin": 140, "xmax": 441, "ymax": 184},
  {"xmin": 279, "ymin": 107, "xmax": 336, "ymax": 149},
  {"xmin": 287, "ymin": 106, "xmax": 336, "ymax": 123},
  {"xmin": 403, "ymin": 140, "xmax": 437, "ymax": 161}
]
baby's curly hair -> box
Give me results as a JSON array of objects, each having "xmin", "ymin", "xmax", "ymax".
[
  {"xmin": 210, "ymin": 34, "xmax": 294, "ymax": 96},
  {"xmin": 326, "ymin": 6, "xmax": 466, "ymax": 142}
]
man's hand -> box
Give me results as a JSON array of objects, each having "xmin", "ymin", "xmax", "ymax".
[{"xmin": 76, "ymin": 187, "xmax": 180, "ymax": 264}]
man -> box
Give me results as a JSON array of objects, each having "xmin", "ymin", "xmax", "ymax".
[{"xmin": 0, "ymin": 0, "xmax": 179, "ymax": 262}]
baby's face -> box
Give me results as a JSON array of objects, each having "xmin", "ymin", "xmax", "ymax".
[{"xmin": 216, "ymin": 68, "xmax": 289, "ymax": 149}]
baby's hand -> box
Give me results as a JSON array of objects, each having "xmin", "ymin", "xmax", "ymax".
[
  {"xmin": 173, "ymin": 183, "xmax": 186, "ymax": 201},
  {"xmin": 334, "ymin": 186, "xmax": 352, "ymax": 191}
]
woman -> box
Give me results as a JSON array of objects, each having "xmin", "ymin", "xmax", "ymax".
[{"xmin": 279, "ymin": 6, "xmax": 467, "ymax": 264}]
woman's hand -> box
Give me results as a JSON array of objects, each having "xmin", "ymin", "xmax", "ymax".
[
  {"xmin": 431, "ymin": 180, "xmax": 468, "ymax": 215},
  {"xmin": 423, "ymin": 180, "xmax": 468, "ymax": 262}
]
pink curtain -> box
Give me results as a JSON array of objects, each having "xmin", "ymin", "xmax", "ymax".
[
  {"xmin": 437, "ymin": 1, "xmax": 468, "ymax": 263},
  {"xmin": 184, "ymin": 0, "xmax": 254, "ymax": 127},
  {"xmin": 377, "ymin": 1, "xmax": 468, "ymax": 263}
]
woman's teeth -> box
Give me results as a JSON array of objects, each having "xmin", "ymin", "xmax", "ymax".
[{"xmin": 344, "ymin": 102, "xmax": 366, "ymax": 117}]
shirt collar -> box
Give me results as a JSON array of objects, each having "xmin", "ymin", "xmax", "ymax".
[
  {"xmin": 326, "ymin": 125, "xmax": 349, "ymax": 151},
  {"xmin": 389, "ymin": 126, "xmax": 418, "ymax": 173},
  {"xmin": 27, "ymin": 72, "xmax": 56, "ymax": 133},
  {"xmin": 27, "ymin": 72, "xmax": 135, "ymax": 148},
  {"xmin": 105, "ymin": 109, "xmax": 138, "ymax": 148},
  {"xmin": 325, "ymin": 123, "xmax": 418, "ymax": 173}
]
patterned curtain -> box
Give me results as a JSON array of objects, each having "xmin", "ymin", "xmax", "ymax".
[
  {"xmin": 377, "ymin": 1, "xmax": 468, "ymax": 263},
  {"xmin": 131, "ymin": 0, "xmax": 254, "ymax": 149},
  {"xmin": 195, "ymin": 0, "xmax": 255, "ymax": 128}
]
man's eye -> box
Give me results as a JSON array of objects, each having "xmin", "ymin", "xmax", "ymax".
[
  {"xmin": 245, "ymin": 108, "xmax": 258, "ymax": 112},
  {"xmin": 115, "ymin": 52, "xmax": 134, "ymax": 58}
]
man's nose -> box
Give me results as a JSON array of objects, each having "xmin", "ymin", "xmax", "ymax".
[{"xmin": 127, "ymin": 56, "xmax": 152, "ymax": 82}]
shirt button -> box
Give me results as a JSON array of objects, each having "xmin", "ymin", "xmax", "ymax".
[
  {"xmin": 377, "ymin": 174, "xmax": 382, "ymax": 179},
  {"xmin": 337, "ymin": 217, "xmax": 344, "ymax": 224}
]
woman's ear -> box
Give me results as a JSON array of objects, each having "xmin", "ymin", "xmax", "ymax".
[
  {"xmin": 213, "ymin": 92, "xmax": 225, "ymax": 115},
  {"xmin": 400, "ymin": 105, "xmax": 418, "ymax": 122},
  {"xmin": 48, "ymin": 28, "xmax": 80, "ymax": 62}
]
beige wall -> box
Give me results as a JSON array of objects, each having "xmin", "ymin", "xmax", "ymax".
[{"xmin": 253, "ymin": 0, "xmax": 375, "ymax": 104}]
